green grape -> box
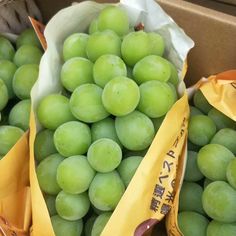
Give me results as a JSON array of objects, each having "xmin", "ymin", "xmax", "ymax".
[
  {"xmin": 56, "ymin": 191, "xmax": 90, "ymax": 221},
  {"xmin": 44, "ymin": 195, "xmax": 57, "ymax": 216},
  {"xmin": 36, "ymin": 153, "xmax": 64, "ymax": 194},
  {"xmin": 89, "ymin": 171, "xmax": 125, "ymax": 211},
  {"xmin": 57, "ymin": 155, "xmax": 95, "ymax": 194},
  {"xmin": 93, "ymin": 54, "xmax": 127, "ymax": 88},
  {"xmin": 91, "ymin": 117, "xmax": 121, "ymax": 147},
  {"xmin": 51, "ymin": 215, "xmax": 83, "ymax": 236},
  {"xmin": 204, "ymin": 178, "xmax": 213, "ymax": 189},
  {"xmin": 178, "ymin": 211, "xmax": 209, "ymax": 236},
  {"xmin": 0, "ymin": 125, "xmax": 24, "ymax": 155},
  {"xmin": 54, "ymin": 121, "xmax": 91, "ymax": 157},
  {"xmin": 184, "ymin": 151, "xmax": 204, "ymax": 182},
  {"xmin": 121, "ymin": 31, "xmax": 151, "ymax": 66},
  {"xmin": 8, "ymin": 99, "xmax": 31, "ymax": 131},
  {"xmin": 187, "ymin": 140, "xmax": 200, "ymax": 152},
  {"xmin": 34, "ymin": 129, "xmax": 57, "ymax": 162},
  {"xmin": 211, "ymin": 128, "xmax": 236, "ymax": 155},
  {"xmin": 148, "ymin": 32, "xmax": 165, "ymax": 57},
  {"xmin": 138, "ymin": 80, "xmax": 176, "ymax": 118},
  {"xmin": 91, "ymin": 213, "xmax": 112, "ymax": 236},
  {"xmin": 226, "ymin": 159, "xmax": 236, "ymax": 189},
  {"xmin": 207, "ymin": 220, "xmax": 236, "ymax": 236},
  {"xmin": 133, "ymin": 55, "xmax": 171, "ymax": 84},
  {"xmin": 152, "ymin": 116, "xmax": 165, "ymax": 132},
  {"xmin": 0, "ymin": 60, "xmax": 17, "ymax": 98},
  {"xmin": 190, "ymin": 106, "xmax": 203, "ymax": 117},
  {"xmin": 97, "ymin": 6, "xmax": 129, "ymax": 36},
  {"xmin": 208, "ymin": 108, "xmax": 235, "ymax": 130},
  {"xmin": 89, "ymin": 19, "xmax": 99, "ymax": 34},
  {"xmin": 193, "ymin": 90, "xmax": 212, "ymax": 114},
  {"xmin": 13, "ymin": 45, "xmax": 43, "ymax": 66},
  {"xmin": 117, "ymin": 156, "xmax": 143, "ymax": 187},
  {"xmin": 16, "ymin": 28, "xmax": 41, "ymax": 49},
  {"xmin": 85, "ymin": 215, "xmax": 97, "ymax": 236},
  {"xmin": 61, "ymin": 57, "xmax": 93, "ymax": 92},
  {"xmin": 70, "ymin": 84, "xmax": 109, "ymax": 123},
  {"xmin": 168, "ymin": 62, "xmax": 179, "ymax": 86},
  {"xmin": 197, "ymin": 144, "xmax": 234, "ymax": 181},
  {"xmin": 88, "ymin": 138, "xmax": 122, "ymax": 173},
  {"xmin": 37, "ymin": 94, "xmax": 75, "ymax": 130},
  {"xmin": 179, "ymin": 182, "xmax": 204, "ymax": 215},
  {"xmin": 115, "ymin": 110, "xmax": 155, "ymax": 151},
  {"xmin": 0, "ymin": 36, "xmax": 15, "ymax": 60},
  {"xmin": 202, "ymin": 181, "xmax": 236, "ymax": 223},
  {"xmin": 0, "ymin": 79, "xmax": 8, "ymax": 111},
  {"xmin": 102, "ymin": 76, "xmax": 140, "ymax": 116},
  {"xmin": 12, "ymin": 64, "xmax": 39, "ymax": 99},
  {"xmin": 188, "ymin": 115, "xmax": 216, "ymax": 146},
  {"xmin": 63, "ymin": 33, "xmax": 89, "ymax": 61},
  {"xmin": 86, "ymin": 30, "xmax": 121, "ymax": 62}
]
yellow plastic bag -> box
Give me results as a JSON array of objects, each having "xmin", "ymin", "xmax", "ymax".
[
  {"xmin": 29, "ymin": 1, "xmax": 194, "ymax": 235},
  {"xmin": 166, "ymin": 70, "xmax": 236, "ymax": 236}
]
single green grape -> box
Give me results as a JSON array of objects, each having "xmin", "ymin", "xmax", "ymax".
[
  {"xmin": 197, "ymin": 144, "xmax": 235, "ymax": 181},
  {"xmin": 87, "ymin": 138, "xmax": 122, "ymax": 173},
  {"xmin": 0, "ymin": 79, "xmax": 8, "ymax": 111},
  {"xmin": 16, "ymin": 28, "xmax": 41, "ymax": 49},
  {"xmin": 91, "ymin": 213, "xmax": 112, "ymax": 236},
  {"xmin": 37, "ymin": 94, "xmax": 75, "ymax": 130},
  {"xmin": 8, "ymin": 99, "xmax": 31, "ymax": 131},
  {"xmin": 86, "ymin": 30, "xmax": 121, "ymax": 62},
  {"xmin": 138, "ymin": 80, "xmax": 176, "ymax": 118},
  {"xmin": 97, "ymin": 6, "xmax": 129, "ymax": 36},
  {"xmin": 70, "ymin": 84, "xmax": 109, "ymax": 123},
  {"xmin": 13, "ymin": 45, "xmax": 43, "ymax": 66},
  {"xmin": 202, "ymin": 181, "xmax": 236, "ymax": 223},
  {"xmin": 63, "ymin": 33, "xmax": 89, "ymax": 61},
  {"xmin": 54, "ymin": 121, "xmax": 91, "ymax": 157},
  {"xmin": 61, "ymin": 57, "xmax": 93, "ymax": 92},
  {"xmin": 178, "ymin": 211, "xmax": 209, "ymax": 236},
  {"xmin": 93, "ymin": 54, "xmax": 127, "ymax": 88},
  {"xmin": 207, "ymin": 220, "xmax": 236, "ymax": 236},
  {"xmin": 0, "ymin": 36, "xmax": 15, "ymax": 60},
  {"xmin": 0, "ymin": 60, "xmax": 17, "ymax": 98},
  {"xmin": 102, "ymin": 76, "xmax": 140, "ymax": 116},
  {"xmin": 117, "ymin": 156, "xmax": 143, "ymax": 187},
  {"xmin": 226, "ymin": 159, "xmax": 236, "ymax": 190},
  {"xmin": 0, "ymin": 125, "xmax": 24, "ymax": 155},
  {"xmin": 44, "ymin": 195, "xmax": 57, "ymax": 216},
  {"xmin": 89, "ymin": 18, "xmax": 99, "ymax": 34},
  {"xmin": 36, "ymin": 153, "xmax": 64, "ymax": 195},
  {"xmin": 89, "ymin": 171, "xmax": 125, "ymax": 211},
  {"xmin": 133, "ymin": 55, "xmax": 171, "ymax": 84},
  {"xmin": 91, "ymin": 117, "xmax": 122, "ymax": 147},
  {"xmin": 188, "ymin": 115, "xmax": 216, "ymax": 146},
  {"xmin": 190, "ymin": 106, "xmax": 203, "ymax": 117},
  {"xmin": 85, "ymin": 215, "xmax": 97, "ymax": 236},
  {"xmin": 115, "ymin": 110, "xmax": 155, "ymax": 151},
  {"xmin": 184, "ymin": 151, "xmax": 204, "ymax": 182},
  {"xmin": 56, "ymin": 191, "xmax": 90, "ymax": 221},
  {"xmin": 208, "ymin": 108, "xmax": 235, "ymax": 130},
  {"xmin": 179, "ymin": 181, "xmax": 205, "ymax": 215},
  {"xmin": 51, "ymin": 215, "xmax": 83, "ymax": 236},
  {"xmin": 34, "ymin": 129, "xmax": 57, "ymax": 162},
  {"xmin": 193, "ymin": 90, "xmax": 212, "ymax": 114},
  {"xmin": 211, "ymin": 128, "xmax": 236, "ymax": 155},
  {"xmin": 148, "ymin": 32, "xmax": 165, "ymax": 57},
  {"xmin": 121, "ymin": 31, "xmax": 151, "ymax": 66},
  {"xmin": 57, "ymin": 155, "xmax": 95, "ymax": 194}
]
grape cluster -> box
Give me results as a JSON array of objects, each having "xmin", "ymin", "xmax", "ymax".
[
  {"xmin": 178, "ymin": 90, "xmax": 236, "ymax": 236},
  {"xmin": 35, "ymin": 5, "xmax": 180, "ymax": 236},
  {"xmin": 0, "ymin": 29, "xmax": 42, "ymax": 159}
]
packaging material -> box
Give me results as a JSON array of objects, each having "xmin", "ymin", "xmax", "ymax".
[
  {"xmin": 29, "ymin": 0, "xmax": 193, "ymax": 235},
  {"xmin": 166, "ymin": 70, "xmax": 236, "ymax": 236}
]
